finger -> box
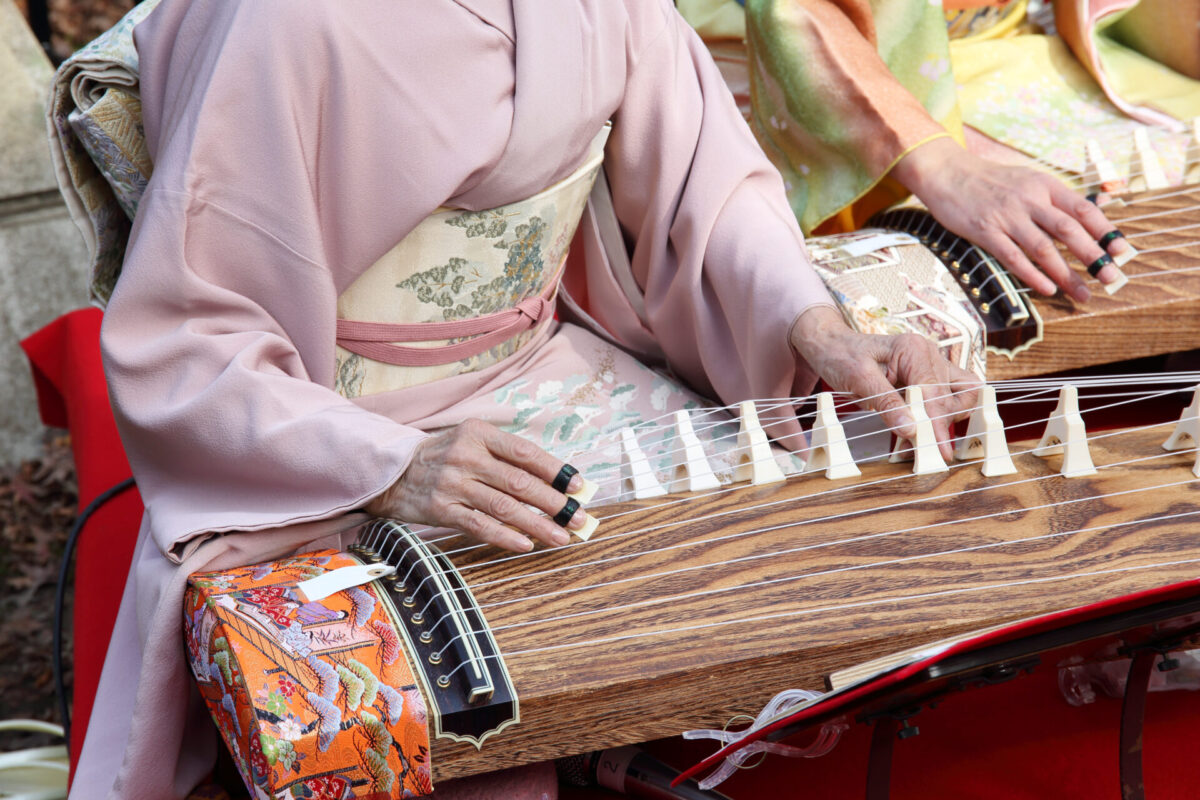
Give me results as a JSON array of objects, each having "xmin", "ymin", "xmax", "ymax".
[
  {"xmin": 925, "ymin": 369, "xmax": 982, "ymax": 459},
  {"xmin": 883, "ymin": 334, "xmax": 985, "ymax": 459},
  {"xmin": 1056, "ymin": 184, "xmax": 1127, "ymax": 250},
  {"xmin": 459, "ymin": 479, "xmax": 573, "ymax": 548},
  {"xmin": 443, "ymin": 503, "xmax": 536, "ymax": 553},
  {"xmin": 455, "ymin": 420, "xmax": 589, "ymax": 525},
  {"xmin": 549, "ymin": 463, "xmax": 583, "ymax": 495},
  {"xmin": 473, "ymin": 421, "xmax": 586, "ymax": 494},
  {"xmin": 946, "ymin": 368, "xmax": 983, "ymax": 415},
  {"xmin": 919, "ymin": 377, "xmax": 957, "ymax": 459},
  {"xmin": 940, "ymin": 368, "xmax": 983, "ymax": 456},
  {"xmin": 1050, "ymin": 186, "xmax": 1130, "ymax": 283},
  {"xmin": 467, "ymin": 454, "xmax": 587, "ymax": 528},
  {"xmin": 1084, "ymin": 253, "xmax": 1124, "ymax": 288},
  {"xmin": 849, "ymin": 344, "xmax": 916, "ymax": 440},
  {"xmin": 1006, "ymin": 218, "xmax": 1090, "ymax": 302},
  {"xmin": 888, "ymin": 339, "xmax": 957, "ymax": 457},
  {"xmin": 1033, "ymin": 202, "xmax": 1112, "ymax": 282},
  {"xmin": 1097, "ymin": 228, "xmax": 1129, "ymax": 258},
  {"xmin": 973, "ymin": 228, "xmax": 1057, "ymax": 297}
]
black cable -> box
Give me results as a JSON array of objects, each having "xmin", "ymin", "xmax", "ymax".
[
  {"xmin": 25, "ymin": 0, "xmax": 51, "ymax": 48},
  {"xmin": 54, "ymin": 476, "xmax": 136, "ymax": 750}
]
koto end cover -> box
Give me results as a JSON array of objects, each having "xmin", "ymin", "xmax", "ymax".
[{"xmin": 185, "ymin": 551, "xmax": 433, "ymax": 799}]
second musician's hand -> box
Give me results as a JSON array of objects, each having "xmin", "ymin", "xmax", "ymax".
[
  {"xmin": 789, "ymin": 306, "xmax": 980, "ymax": 460},
  {"xmin": 892, "ymin": 137, "xmax": 1130, "ymax": 303}
]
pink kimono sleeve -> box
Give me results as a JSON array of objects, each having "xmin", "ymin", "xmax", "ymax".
[
  {"xmin": 97, "ymin": 0, "xmax": 471, "ymax": 563},
  {"xmin": 101, "ymin": 188, "xmax": 430, "ymax": 563},
  {"xmin": 603, "ymin": 5, "xmax": 836, "ymax": 405}
]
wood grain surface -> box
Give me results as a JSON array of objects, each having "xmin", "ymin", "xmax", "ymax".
[
  {"xmin": 987, "ymin": 186, "xmax": 1200, "ymax": 379},
  {"xmin": 430, "ymin": 422, "xmax": 1200, "ymax": 779}
]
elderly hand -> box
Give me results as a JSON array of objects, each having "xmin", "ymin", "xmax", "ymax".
[
  {"xmin": 366, "ymin": 419, "xmax": 588, "ymax": 552},
  {"xmin": 892, "ymin": 137, "xmax": 1129, "ymax": 303},
  {"xmin": 789, "ymin": 306, "xmax": 981, "ymax": 458}
]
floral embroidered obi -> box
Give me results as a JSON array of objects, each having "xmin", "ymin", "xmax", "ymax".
[{"xmin": 333, "ymin": 128, "xmax": 608, "ymax": 398}]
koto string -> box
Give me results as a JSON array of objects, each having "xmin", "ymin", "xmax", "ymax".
[
  {"xmin": 1005, "ymin": 237, "xmax": 1200, "ymax": 295},
  {"xmin": 577, "ymin": 381, "xmax": 1026, "ymax": 508},
  {"xmin": 779, "ymin": 141, "xmax": 1200, "ymax": 275},
  {"xmin": 416, "ymin": 430, "xmax": 1194, "ymax": 629},
  {"xmin": 757, "ymin": 191, "xmax": 1200, "ymax": 309},
  {"xmin": 1015, "ymin": 152, "xmax": 1186, "ymax": 194},
  {"xmin": 393, "ymin": 373, "xmax": 1196, "ymax": 547},
  {"xmin": 414, "ymin": 382, "xmax": 984, "ymax": 556},
  {"xmin": 1040, "ymin": 144, "xmax": 1196, "ymax": 189},
  {"xmin": 414, "ymin": 377, "xmax": 1197, "ymax": 559},
  {"xmin": 1125, "ymin": 219, "xmax": 1200, "ymax": 240},
  {"xmin": 443, "ymin": 468, "xmax": 1198, "ymax": 628},
  {"xmin": 1058, "ymin": 139, "xmax": 1199, "ymax": 190},
  {"xmin": 1115, "ymin": 184, "xmax": 1200, "ymax": 209},
  {"xmin": 1079, "ymin": 249, "xmax": 1200, "ymax": 288},
  {"xmin": 1128, "ymin": 245, "xmax": 1200, "ymax": 261},
  {"xmin": 401, "ymin": 385, "xmax": 1197, "ymax": 625},
  {"xmin": 1015, "ymin": 259, "xmax": 1200, "ymax": 298},
  {"xmin": 473, "ymin": 376, "xmax": 1194, "ymax": 532},
  {"xmin": 994, "ymin": 372, "xmax": 1200, "ymax": 387},
  {"xmin": 409, "ymin": 388, "xmax": 1195, "ymax": 623},
  {"xmin": 1111, "ymin": 193, "xmax": 1200, "ymax": 224},
  {"xmin": 547, "ymin": 383, "xmax": 975, "ymax": 490},
  {"xmin": 454, "ymin": 375, "xmax": 1197, "ymax": 522},
  {"xmin": 405, "ymin": 419, "xmax": 1200, "ymax": 662},
  {"xmin": 432, "ymin": 499, "xmax": 1200, "ymax": 663},
  {"xmin": 583, "ymin": 380, "xmax": 1191, "ymax": 522},
  {"xmin": 1008, "ymin": 128, "xmax": 1197, "ymax": 178},
  {"xmin": 595, "ymin": 186, "xmax": 1200, "ymax": 325},
  {"xmin": 438, "ymin": 552, "xmax": 1200, "ymax": 683}
]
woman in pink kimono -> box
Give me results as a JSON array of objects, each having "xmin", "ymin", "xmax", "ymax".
[{"xmin": 84, "ymin": 0, "xmax": 977, "ymax": 798}]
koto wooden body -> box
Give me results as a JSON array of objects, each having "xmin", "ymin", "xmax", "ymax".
[
  {"xmin": 988, "ymin": 186, "xmax": 1200, "ymax": 379},
  {"xmin": 430, "ymin": 425, "xmax": 1200, "ymax": 779}
]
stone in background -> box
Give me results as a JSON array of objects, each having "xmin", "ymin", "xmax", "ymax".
[{"xmin": 1, "ymin": 0, "xmax": 90, "ymax": 464}]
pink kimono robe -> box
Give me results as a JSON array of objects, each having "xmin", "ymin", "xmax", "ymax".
[{"xmin": 82, "ymin": 0, "xmax": 833, "ymax": 797}]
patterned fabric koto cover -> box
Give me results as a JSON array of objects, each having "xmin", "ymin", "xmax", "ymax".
[
  {"xmin": 806, "ymin": 229, "xmax": 988, "ymax": 377},
  {"xmin": 185, "ymin": 551, "xmax": 434, "ymax": 799}
]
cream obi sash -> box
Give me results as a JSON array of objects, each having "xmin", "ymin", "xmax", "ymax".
[{"xmin": 333, "ymin": 127, "xmax": 609, "ymax": 398}]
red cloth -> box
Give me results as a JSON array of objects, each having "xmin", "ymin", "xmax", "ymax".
[
  {"xmin": 652, "ymin": 649, "xmax": 1200, "ymax": 799},
  {"xmin": 20, "ymin": 308, "xmax": 144, "ymax": 780}
]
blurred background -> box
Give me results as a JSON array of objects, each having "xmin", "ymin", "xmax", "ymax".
[{"xmin": 0, "ymin": 0, "xmax": 133, "ymax": 755}]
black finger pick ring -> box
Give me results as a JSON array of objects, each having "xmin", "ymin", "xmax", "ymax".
[
  {"xmin": 552, "ymin": 463, "xmax": 579, "ymax": 493},
  {"xmin": 553, "ymin": 497, "xmax": 580, "ymax": 527},
  {"xmin": 1087, "ymin": 253, "xmax": 1114, "ymax": 277}
]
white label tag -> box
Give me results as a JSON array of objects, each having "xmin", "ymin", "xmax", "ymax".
[
  {"xmin": 840, "ymin": 232, "xmax": 919, "ymax": 258},
  {"xmin": 295, "ymin": 563, "xmax": 396, "ymax": 602}
]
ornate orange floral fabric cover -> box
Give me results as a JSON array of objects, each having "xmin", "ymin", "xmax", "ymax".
[{"xmin": 184, "ymin": 550, "xmax": 433, "ymax": 798}]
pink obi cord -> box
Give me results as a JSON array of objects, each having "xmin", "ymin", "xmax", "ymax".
[{"xmin": 335, "ymin": 279, "xmax": 560, "ymax": 367}]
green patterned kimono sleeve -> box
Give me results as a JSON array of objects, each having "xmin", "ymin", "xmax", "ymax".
[{"xmin": 744, "ymin": 0, "xmax": 962, "ymax": 232}]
